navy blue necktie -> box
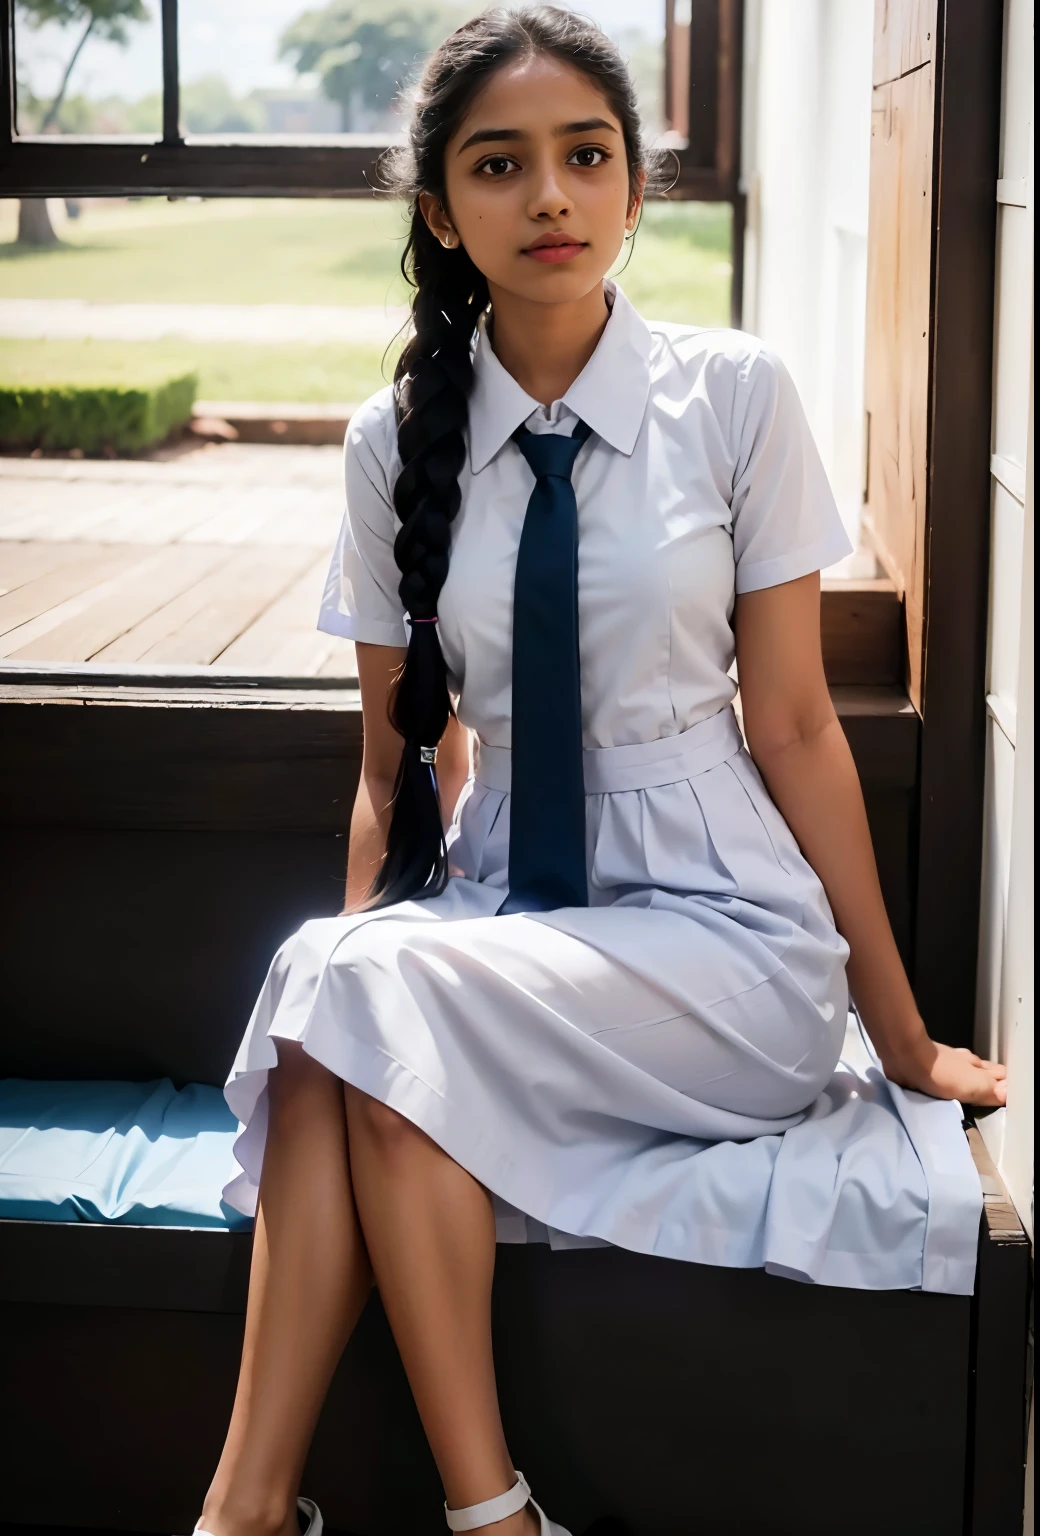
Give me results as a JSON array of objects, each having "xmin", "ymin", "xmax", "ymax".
[{"xmin": 498, "ymin": 417, "xmax": 592, "ymax": 914}]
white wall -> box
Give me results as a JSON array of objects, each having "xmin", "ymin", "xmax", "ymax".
[
  {"xmin": 974, "ymin": 0, "xmax": 1034, "ymax": 1247},
  {"xmin": 740, "ymin": 0, "xmax": 874, "ymax": 566},
  {"xmin": 976, "ymin": 3, "xmax": 1034, "ymax": 1525}
]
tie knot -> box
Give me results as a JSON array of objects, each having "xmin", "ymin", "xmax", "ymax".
[{"xmin": 513, "ymin": 418, "xmax": 591, "ymax": 481}]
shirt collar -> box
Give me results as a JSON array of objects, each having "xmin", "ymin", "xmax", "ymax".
[{"xmin": 466, "ymin": 278, "xmax": 653, "ymax": 474}]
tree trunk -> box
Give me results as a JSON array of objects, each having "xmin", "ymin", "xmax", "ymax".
[{"xmin": 17, "ymin": 199, "xmax": 59, "ymax": 245}]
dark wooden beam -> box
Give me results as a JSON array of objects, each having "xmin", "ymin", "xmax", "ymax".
[
  {"xmin": 686, "ymin": 0, "xmax": 721, "ymax": 171},
  {"xmin": 913, "ymin": 0, "xmax": 1003, "ymax": 1045},
  {"xmin": 0, "ymin": 683, "xmax": 921, "ymax": 999},
  {"xmin": 0, "ymin": 686, "xmax": 365, "ymax": 833},
  {"xmin": 0, "ymin": 136, "xmax": 736, "ymax": 202},
  {"xmin": 0, "ymin": 1232, "xmax": 971, "ymax": 1533},
  {"xmin": 160, "ymin": 0, "xmax": 182, "ymax": 147},
  {"xmin": 0, "ymin": 0, "xmax": 13, "ymax": 147}
]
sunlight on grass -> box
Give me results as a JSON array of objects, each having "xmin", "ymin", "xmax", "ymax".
[
  {"xmin": 0, "ymin": 199, "xmax": 416, "ymax": 308},
  {"xmin": 0, "ymin": 196, "xmax": 731, "ymax": 400},
  {"xmin": 0, "ymin": 337, "xmax": 400, "ymax": 404},
  {"xmin": 0, "ymin": 196, "xmax": 731, "ymax": 323}
]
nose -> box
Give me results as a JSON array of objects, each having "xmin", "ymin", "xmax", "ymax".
[{"xmin": 526, "ymin": 154, "xmax": 573, "ymax": 223}]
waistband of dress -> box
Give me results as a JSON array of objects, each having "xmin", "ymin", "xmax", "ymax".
[{"xmin": 473, "ymin": 705, "xmax": 743, "ymax": 796}]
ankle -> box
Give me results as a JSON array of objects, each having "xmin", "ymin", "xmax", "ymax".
[
  {"xmin": 460, "ymin": 1510, "xmax": 538, "ymax": 1536},
  {"xmin": 198, "ymin": 1486, "xmax": 295, "ymax": 1536}
]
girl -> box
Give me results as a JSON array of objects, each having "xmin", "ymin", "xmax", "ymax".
[{"xmin": 196, "ymin": 8, "xmax": 1006, "ymax": 1536}]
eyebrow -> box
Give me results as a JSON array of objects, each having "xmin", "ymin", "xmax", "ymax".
[{"xmin": 456, "ymin": 117, "xmax": 619, "ymax": 155}]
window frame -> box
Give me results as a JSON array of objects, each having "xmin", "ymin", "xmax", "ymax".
[{"xmin": 2, "ymin": 0, "xmax": 743, "ymax": 302}]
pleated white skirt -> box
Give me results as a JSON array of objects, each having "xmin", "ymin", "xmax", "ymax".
[{"xmin": 223, "ymin": 706, "xmax": 851, "ymax": 1263}]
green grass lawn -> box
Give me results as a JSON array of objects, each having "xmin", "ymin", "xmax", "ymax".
[
  {"xmin": 0, "ymin": 197, "xmax": 731, "ymax": 402},
  {"xmin": 0, "ymin": 337, "xmax": 399, "ymax": 404}
]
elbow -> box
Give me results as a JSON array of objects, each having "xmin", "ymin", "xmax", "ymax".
[
  {"xmin": 743, "ymin": 697, "xmax": 839, "ymax": 768},
  {"xmin": 360, "ymin": 763, "xmax": 400, "ymax": 818}
]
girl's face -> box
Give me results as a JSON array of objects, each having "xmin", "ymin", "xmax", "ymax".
[{"xmin": 421, "ymin": 52, "xmax": 644, "ymax": 306}]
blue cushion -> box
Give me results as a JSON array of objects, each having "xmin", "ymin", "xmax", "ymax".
[{"xmin": 0, "ymin": 1078, "xmax": 251, "ymax": 1229}]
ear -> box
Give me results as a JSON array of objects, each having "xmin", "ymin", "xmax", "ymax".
[
  {"xmin": 626, "ymin": 167, "xmax": 648, "ymax": 232},
  {"xmin": 419, "ymin": 191, "xmax": 457, "ymax": 247}
]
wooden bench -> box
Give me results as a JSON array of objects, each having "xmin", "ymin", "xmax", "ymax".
[{"xmin": 0, "ymin": 682, "xmax": 1029, "ymax": 1534}]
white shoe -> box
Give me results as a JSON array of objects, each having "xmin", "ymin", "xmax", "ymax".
[
  {"xmin": 444, "ymin": 1469, "xmax": 570, "ymax": 1535},
  {"xmin": 192, "ymin": 1496, "xmax": 323, "ymax": 1536}
]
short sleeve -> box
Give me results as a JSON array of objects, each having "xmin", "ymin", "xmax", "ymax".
[
  {"xmin": 317, "ymin": 397, "xmax": 409, "ymax": 646},
  {"xmin": 730, "ymin": 347, "xmax": 853, "ymax": 594}
]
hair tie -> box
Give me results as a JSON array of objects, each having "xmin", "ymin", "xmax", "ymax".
[
  {"xmin": 420, "ymin": 746, "xmax": 438, "ymax": 764},
  {"xmin": 410, "ymin": 615, "xmax": 439, "ymax": 624}
]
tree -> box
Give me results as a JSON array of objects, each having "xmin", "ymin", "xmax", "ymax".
[
  {"xmin": 14, "ymin": 0, "xmax": 149, "ymax": 244},
  {"xmin": 179, "ymin": 74, "xmax": 265, "ymax": 135},
  {"xmin": 279, "ymin": 0, "xmax": 463, "ymax": 131}
]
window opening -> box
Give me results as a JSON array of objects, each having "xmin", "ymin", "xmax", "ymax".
[{"xmin": 1, "ymin": 0, "xmax": 743, "ymax": 686}]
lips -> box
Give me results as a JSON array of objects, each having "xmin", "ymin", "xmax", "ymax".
[
  {"xmin": 519, "ymin": 228, "xmax": 583, "ymax": 262},
  {"xmin": 522, "ymin": 233, "xmax": 587, "ymax": 265}
]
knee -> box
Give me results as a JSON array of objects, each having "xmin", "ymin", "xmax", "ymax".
[{"xmin": 346, "ymin": 1087, "xmax": 423, "ymax": 1160}]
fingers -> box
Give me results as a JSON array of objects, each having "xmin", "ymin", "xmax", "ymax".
[{"xmin": 968, "ymin": 1065, "xmax": 1008, "ymax": 1107}]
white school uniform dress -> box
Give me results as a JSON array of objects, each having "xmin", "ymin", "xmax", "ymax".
[{"xmin": 222, "ymin": 279, "xmax": 982, "ymax": 1295}]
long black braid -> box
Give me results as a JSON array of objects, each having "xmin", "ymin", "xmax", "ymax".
[{"xmin": 365, "ymin": 5, "xmax": 669, "ymax": 909}]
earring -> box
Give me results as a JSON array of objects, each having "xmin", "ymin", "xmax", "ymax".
[
  {"xmin": 624, "ymin": 227, "xmax": 635, "ymax": 240},
  {"xmin": 443, "ymin": 233, "xmax": 456, "ymax": 249}
]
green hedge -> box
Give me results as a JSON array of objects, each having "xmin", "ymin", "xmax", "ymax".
[{"xmin": 0, "ymin": 372, "xmax": 198, "ymax": 455}]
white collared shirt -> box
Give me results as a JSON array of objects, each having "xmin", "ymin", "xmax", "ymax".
[{"xmin": 318, "ymin": 279, "xmax": 852, "ymax": 749}]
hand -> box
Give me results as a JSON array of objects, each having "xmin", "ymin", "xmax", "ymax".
[{"xmin": 882, "ymin": 1035, "xmax": 1008, "ymax": 1107}]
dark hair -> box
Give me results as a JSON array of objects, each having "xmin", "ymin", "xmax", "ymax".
[{"xmin": 364, "ymin": 4, "xmax": 669, "ymax": 909}]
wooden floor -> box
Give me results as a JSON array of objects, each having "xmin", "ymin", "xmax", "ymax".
[{"xmin": 0, "ymin": 442, "xmax": 359, "ymax": 678}]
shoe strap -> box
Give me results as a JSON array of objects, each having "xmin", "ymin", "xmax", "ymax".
[
  {"xmin": 297, "ymin": 1497, "xmax": 322, "ymax": 1536},
  {"xmin": 445, "ymin": 1470, "xmax": 531, "ymax": 1531}
]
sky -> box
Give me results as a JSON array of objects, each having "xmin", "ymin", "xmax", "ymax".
[{"xmin": 17, "ymin": 0, "xmax": 663, "ymax": 103}]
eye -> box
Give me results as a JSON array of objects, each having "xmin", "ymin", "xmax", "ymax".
[
  {"xmin": 568, "ymin": 145, "xmax": 610, "ymax": 168},
  {"xmin": 475, "ymin": 155, "xmax": 520, "ymax": 176}
]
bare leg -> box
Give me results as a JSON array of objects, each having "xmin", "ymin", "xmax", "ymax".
[
  {"xmin": 345, "ymin": 1087, "xmax": 538, "ymax": 1536},
  {"xmin": 201, "ymin": 1043, "xmax": 373, "ymax": 1536}
]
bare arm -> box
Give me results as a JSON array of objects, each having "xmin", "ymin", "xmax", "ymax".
[
  {"xmin": 735, "ymin": 573, "xmax": 1006, "ymax": 1107},
  {"xmin": 342, "ymin": 640, "xmax": 472, "ymax": 913}
]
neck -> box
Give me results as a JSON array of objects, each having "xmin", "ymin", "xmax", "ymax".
[{"xmin": 485, "ymin": 281, "xmax": 610, "ymax": 407}]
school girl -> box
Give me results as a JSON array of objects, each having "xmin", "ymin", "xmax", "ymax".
[{"xmin": 194, "ymin": 9, "xmax": 1007, "ymax": 1536}]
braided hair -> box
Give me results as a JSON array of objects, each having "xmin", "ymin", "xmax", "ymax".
[{"xmin": 366, "ymin": 5, "xmax": 669, "ymax": 909}]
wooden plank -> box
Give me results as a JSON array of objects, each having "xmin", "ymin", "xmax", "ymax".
[
  {"xmin": 0, "ymin": 541, "xmax": 101, "ymax": 597},
  {"xmin": 94, "ymin": 549, "xmax": 300, "ymax": 664},
  {"xmin": 129, "ymin": 546, "xmax": 319, "ymax": 666},
  {"xmin": 247, "ymin": 492, "xmax": 344, "ymax": 549},
  {"xmin": 0, "ymin": 691, "xmax": 365, "ymax": 833},
  {"xmin": 0, "ymin": 482, "xmax": 52, "ymax": 525},
  {"xmin": 216, "ymin": 555, "xmax": 340, "ymax": 673},
  {"xmin": 0, "ymin": 483, "xmax": 150, "ymax": 543},
  {"xmin": 0, "ymin": 1221, "xmax": 254, "ymax": 1314},
  {"xmin": 863, "ymin": 60, "xmax": 934, "ymax": 710},
  {"xmin": 0, "ymin": 544, "xmax": 150, "ymax": 639},
  {"xmin": 821, "ymin": 579, "xmax": 903, "ymax": 685},
  {"xmin": 873, "ymin": 0, "xmax": 937, "ymax": 88},
  {"xmin": 7, "ymin": 545, "xmax": 233, "ymax": 663},
  {"xmin": 179, "ymin": 485, "xmax": 306, "ymax": 547},
  {"xmin": 76, "ymin": 484, "xmax": 220, "ymax": 546},
  {"xmin": 0, "ymin": 1243, "xmax": 970, "ymax": 1532},
  {"xmin": 318, "ymin": 640, "xmax": 360, "ymax": 679},
  {"xmin": 0, "ymin": 485, "xmax": 64, "ymax": 535},
  {"xmin": 964, "ymin": 1125, "xmax": 1031, "ymax": 1536}
]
